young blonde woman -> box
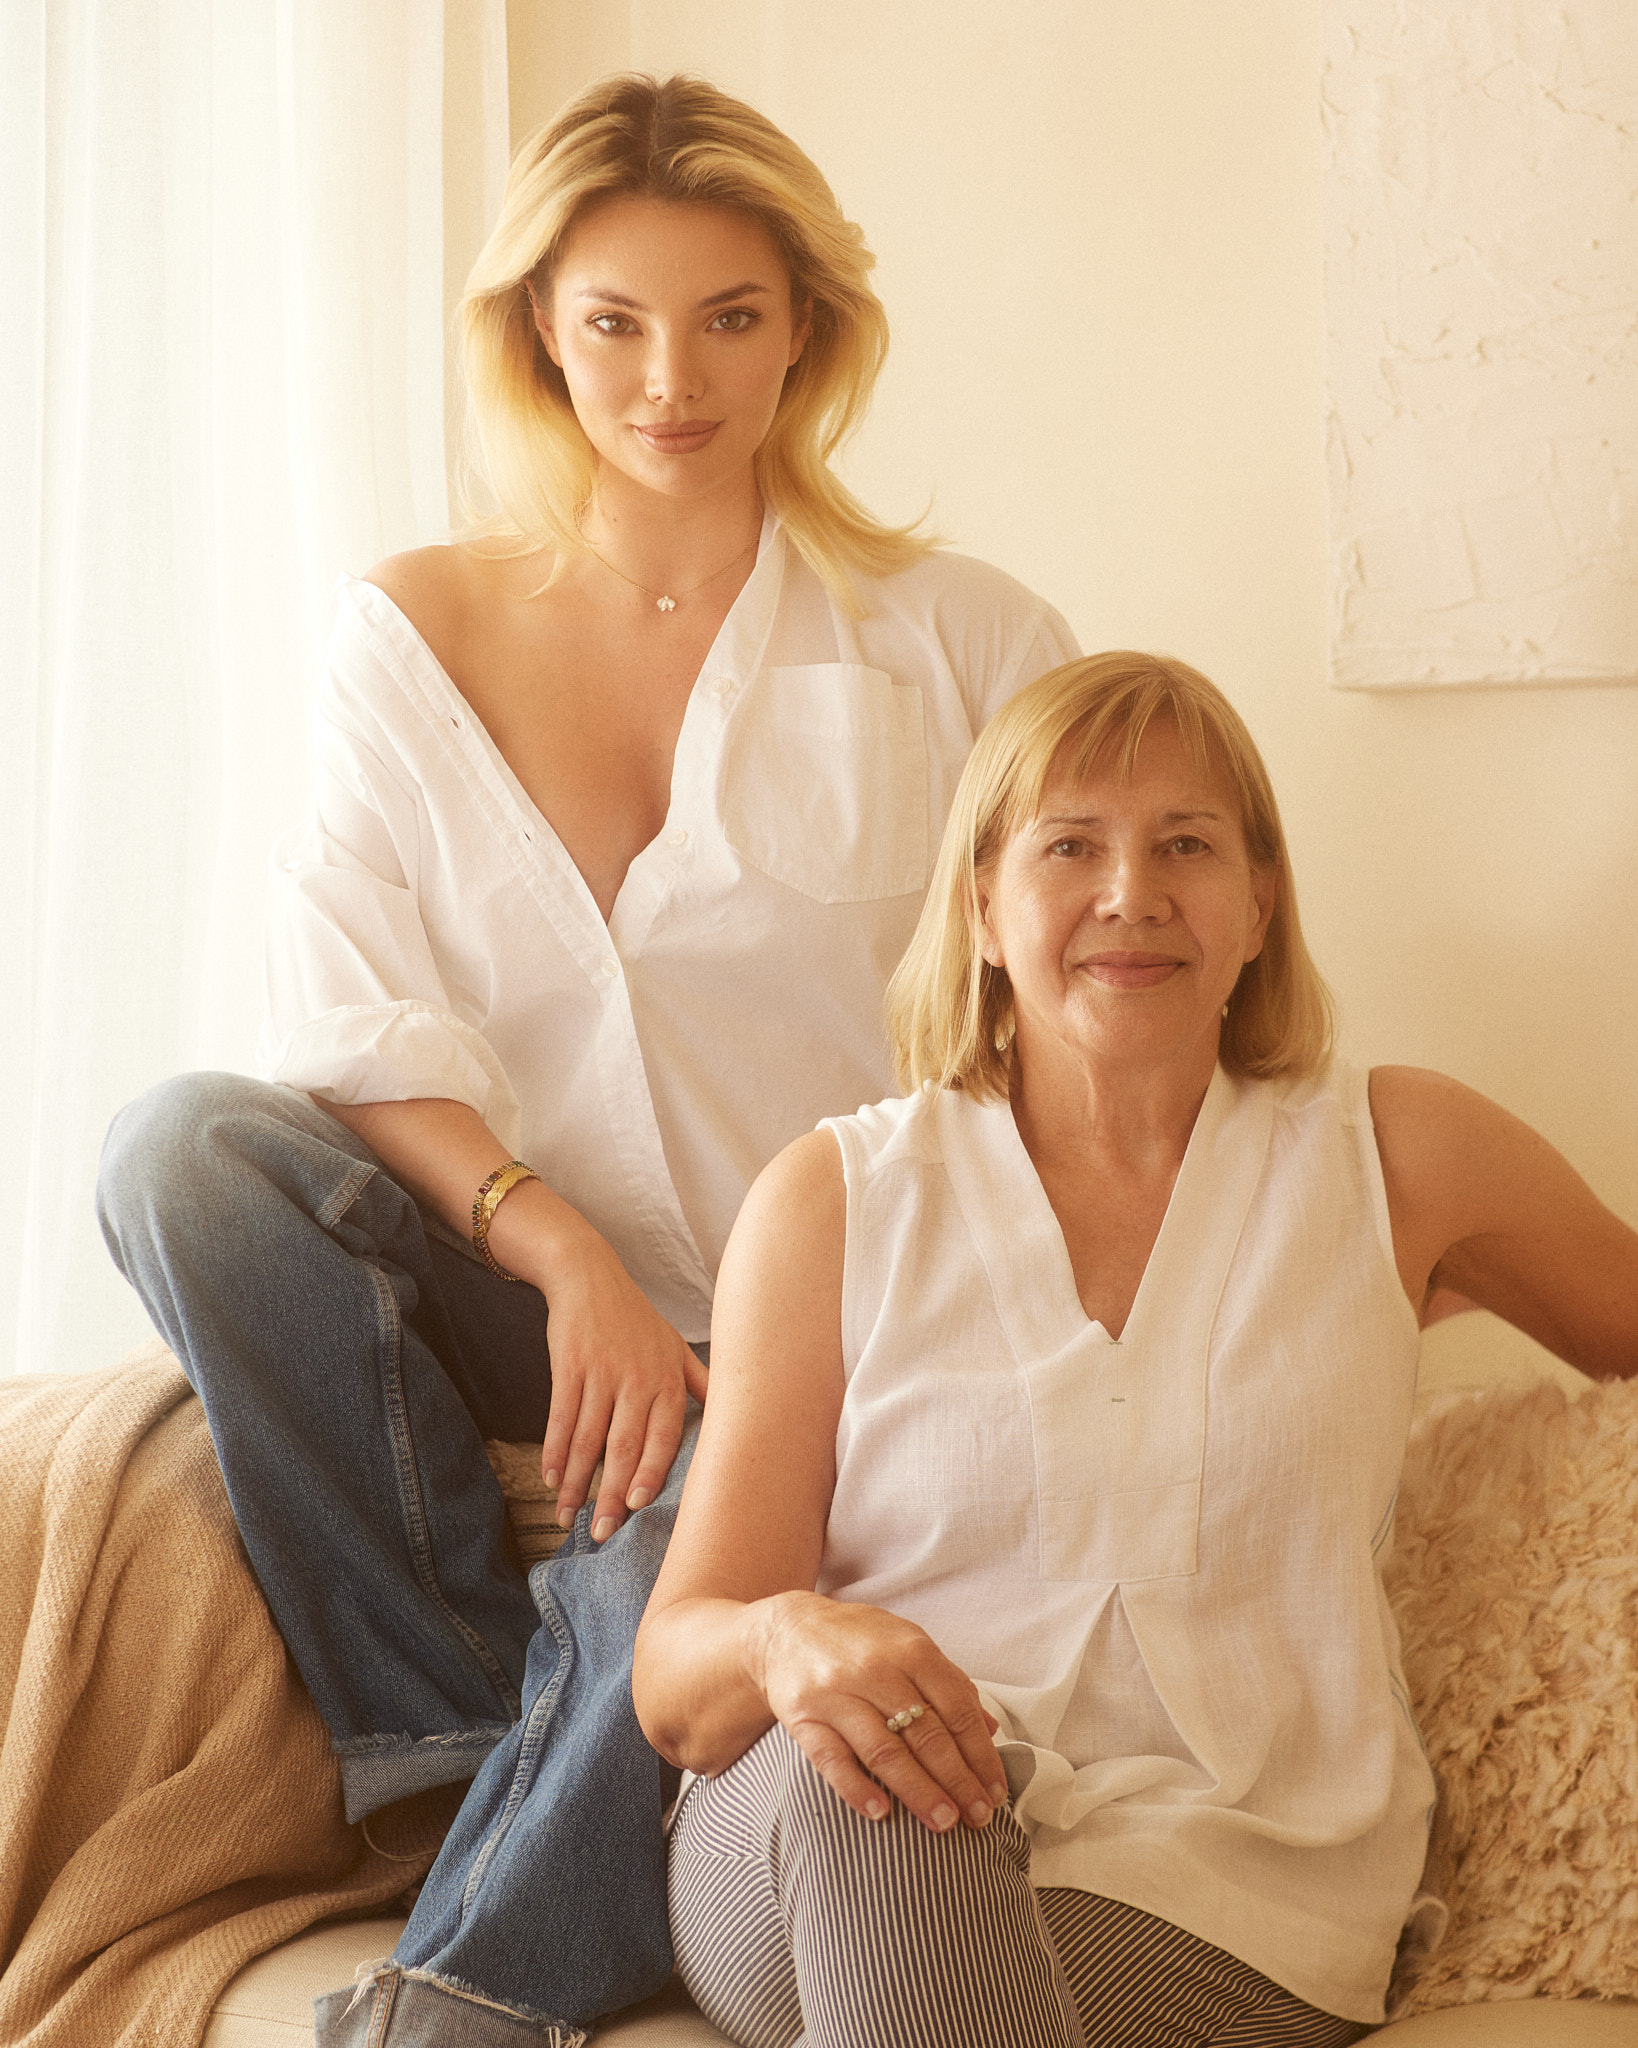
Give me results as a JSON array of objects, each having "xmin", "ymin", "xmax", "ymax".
[
  {"xmin": 634, "ymin": 652, "xmax": 1638, "ymax": 2047},
  {"xmin": 95, "ymin": 75, "xmax": 1074, "ymax": 2048}
]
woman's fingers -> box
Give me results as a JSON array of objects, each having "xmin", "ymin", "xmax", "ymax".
[
  {"xmin": 855, "ymin": 1697, "xmax": 999, "ymax": 1830},
  {"xmin": 915, "ymin": 1679, "xmax": 1010, "ymax": 1810},
  {"xmin": 618, "ymin": 1382, "xmax": 690, "ymax": 1517},
  {"xmin": 757, "ymin": 1597, "xmax": 1009, "ymax": 1831},
  {"xmin": 787, "ymin": 1698, "xmax": 993, "ymax": 1834},
  {"xmin": 532, "ymin": 1230, "xmax": 697, "ymax": 1528},
  {"xmin": 591, "ymin": 1384, "xmax": 686, "ymax": 1538},
  {"xmin": 786, "ymin": 1715, "xmax": 900, "ymax": 1823},
  {"xmin": 545, "ymin": 1343, "xmax": 693, "ymax": 1535},
  {"xmin": 551, "ymin": 1381, "xmax": 613, "ymax": 1527}
]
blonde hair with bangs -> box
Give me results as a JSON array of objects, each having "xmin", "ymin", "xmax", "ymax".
[
  {"xmin": 886, "ymin": 652, "xmax": 1335, "ymax": 1101},
  {"xmin": 459, "ymin": 73, "xmax": 929, "ymax": 609}
]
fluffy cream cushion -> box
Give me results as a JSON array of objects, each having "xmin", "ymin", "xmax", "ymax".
[{"xmin": 1385, "ymin": 1373, "xmax": 1638, "ymax": 2015}]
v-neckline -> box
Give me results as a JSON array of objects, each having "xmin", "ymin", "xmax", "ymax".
[
  {"xmin": 938, "ymin": 1065, "xmax": 1270, "ymax": 1366},
  {"xmin": 344, "ymin": 510, "xmax": 785, "ymax": 945},
  {"xmin": 1003, "ymin": 1076, "xmax": 1216, "ymax": 1346}
]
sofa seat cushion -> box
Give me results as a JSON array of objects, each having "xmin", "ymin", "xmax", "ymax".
[
  {"xmin": 1375, "ymin": 2003, "xmax": 1638, "ymax": 2044},
  {"xmin": 203, "ymin": 1918, "xmax": 730, "ymax": 2045},
  {"xmin": 209, "ymin": 1919, "xmax": 1635, "ymax": 2046}
]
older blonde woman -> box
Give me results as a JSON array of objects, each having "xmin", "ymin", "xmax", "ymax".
[
  {"xmin": 634, "ymin": 652, "xmax": 1638, "ymax": 2047},
  {"xmin": 94, "ymin": 73, "xmax": 1072, "ymax": 2047}
]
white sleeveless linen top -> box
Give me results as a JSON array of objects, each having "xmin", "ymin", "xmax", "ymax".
[{"xmin": 817, "ymin": 1062, "xmax": 1433, "ymax": 2023}]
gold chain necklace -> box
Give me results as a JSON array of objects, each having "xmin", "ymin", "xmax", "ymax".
[{"xmin": 581, "ymin": 535, "xmax": 757, "ymax": 613}]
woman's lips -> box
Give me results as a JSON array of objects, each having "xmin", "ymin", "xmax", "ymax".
[
  {"xmin": 1079, "ymin": 953, "xmax": 1182, "ymax": 988},
  {"xmin": 634, "ymin": 421, "xmax": 720, "ymax": 453}
]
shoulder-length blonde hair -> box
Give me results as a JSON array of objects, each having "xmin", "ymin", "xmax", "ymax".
[
  {"xmin": 459, "ymin": 72, "xmax": 928, "ymax": 608},
  {"xmin": 886, "ymin": 651, "xmax": 1334, "ymax": 1100}
]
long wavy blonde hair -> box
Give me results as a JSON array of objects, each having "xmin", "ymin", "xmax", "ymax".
[
  {"xmin": 459, "ymin": 73, "xmax": 929, "ymax": 609},
  {"xmin": 886, "ymin": 652, "xmax": 1335, "ymax": 1101}
]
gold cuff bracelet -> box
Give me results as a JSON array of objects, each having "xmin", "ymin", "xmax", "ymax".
[{"xmin": 471, "ymin": 1160, "xmax": 539, "ymax": 1281}]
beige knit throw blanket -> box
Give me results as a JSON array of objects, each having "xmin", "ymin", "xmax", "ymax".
[{"xmin": 0, "ymin": 1340, "xmax": 448, "ymax": 2048}]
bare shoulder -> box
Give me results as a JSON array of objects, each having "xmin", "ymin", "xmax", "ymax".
[
  {"xmin": 1369, "ymin": 1065, "xmax": 1547, "ymax": 1198},
  {"xmin": 1370, "ymin": 1062, "xmax": 1610, "ymax": 1269},
  {"xmin": 1370, "ymin": 1063, "xmax": 1484, "ymax": 1157},
  {"xmin": 363, "ymin": 545, "xmax": 484, "ymax": 658},
  {"xmin": 1369, "ymin": 1067, "xmax": 1638, "ymax": 1374},
  {"xmin": 736, "ymin": 1129, "xmax": 845, "ymax": 1239},
  {"xmin": 711, "ymin": 1131, "xmax": 845, "ymax": 1380},
  {"xmin": 363, "ymin": 542, "xmax": 552, "ymax": 674}
]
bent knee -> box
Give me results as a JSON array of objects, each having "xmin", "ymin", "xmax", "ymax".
[
  {"xmin": 97, "ymin": 1072, "xmax": 289, "ymax": 1243},
  {"xmin": 750, "ymin": 1723, "xmax": 1030, "ymax": 1874},
  {"xmin": 741, "ymin": 1723, "xmax": 880, "ymax": 1844}
]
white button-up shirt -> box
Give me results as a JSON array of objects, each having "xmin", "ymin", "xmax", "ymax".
[{"xmin": 260, "ymin": 518, "xmax": 1076, "ymax": 1339}]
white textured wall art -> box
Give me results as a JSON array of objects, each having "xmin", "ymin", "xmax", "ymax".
[{"xmin": 1324, "ymin": 3, "xmax": 1638, "ymax": 690}]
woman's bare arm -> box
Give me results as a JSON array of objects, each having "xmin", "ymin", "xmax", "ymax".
[
  {"xmin": 633, "ymin": 1131, "xmax": 1007, "ymax": 1833},
  {"xmin": 633, "ymin": 1131, "xmax": 846, "ymax": 1766},
  {"xmin": 320, "ymin": 1096, "xmax": 707, "ymax": 1535},
  {"xmin": 1370, "ymin": 1066, "xmax": 1638, "ymax": 1378}
]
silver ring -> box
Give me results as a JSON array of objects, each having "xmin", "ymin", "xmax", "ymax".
[{"xmin": 885, "ymin": 1703, "xmax": 926, "ymax": 1735}]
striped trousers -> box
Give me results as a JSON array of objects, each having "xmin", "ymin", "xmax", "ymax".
[{"xmin": 669, "ymin": 1726, "xmax": 1373, "ymax": 2048}]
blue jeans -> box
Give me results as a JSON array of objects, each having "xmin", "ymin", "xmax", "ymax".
[{"xmin": 97, "ymin": 1073, "xmax": 693, "ymax": 2045}]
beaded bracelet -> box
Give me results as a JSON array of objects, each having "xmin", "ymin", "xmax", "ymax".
[{"xmin": 471, "ymin": 1160, "xmax": 539, "ymax": 1281}]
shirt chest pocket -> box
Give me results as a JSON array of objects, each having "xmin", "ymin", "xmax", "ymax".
[{"xmin": 721, "ymin": 664, "xmax": 930, "ymax": 905}]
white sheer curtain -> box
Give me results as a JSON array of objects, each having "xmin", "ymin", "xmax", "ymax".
[{"xmin": 0, "ymin": 0, "xmax": 509, "ymax": 1375}]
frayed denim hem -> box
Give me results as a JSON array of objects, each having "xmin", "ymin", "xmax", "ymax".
[
  {"xmin": 314, "ymin": 1959, "xmax": 590, "ymax": 2047},
  {"xmin": 337, "ymin": 1726, "xmax": 513, "ymax": 1825}
]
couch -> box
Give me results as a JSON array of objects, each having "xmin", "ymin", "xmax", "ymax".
[
  {"xmin": 0, "ymin": 1302, "xmax": 1564, "ymax": 2039},
  {"xmin": 184, "ymin": 1315, "xmax": 1638, "ymax": 2042}
]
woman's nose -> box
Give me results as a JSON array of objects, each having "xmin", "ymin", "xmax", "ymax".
[
  {"xmin": 1097, "ymin": 853, "xmax": 1167, "ymax": 922},
  {"xmin": 644, "ymin": 332, "xmax": 704, "ymax": 406}
]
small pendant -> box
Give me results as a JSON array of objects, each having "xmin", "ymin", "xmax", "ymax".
[{"xmin": 655, "ymin": 594, "xmax": 676, "ymax": 613}]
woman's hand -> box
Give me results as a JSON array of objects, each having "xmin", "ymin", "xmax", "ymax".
[
  {"xmin": 524, "ymin": 1214, "xmax": 710, "ymax": 1538},
  {"xmin": 749, "ymin": 1590, "xmax": 1010, "ymax": 1833},
  {"xmin": 314, "ymin": 1094, "xmax": 710, "ymax": 1541}
]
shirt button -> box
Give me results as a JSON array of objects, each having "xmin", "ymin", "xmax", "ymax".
[
  {"xmin": 667, "ymin": 827, "xmax": 689, "ymax": 848},
  {"xmin": 711, "ymin": 675, "xmax": 734, "ymax": 701},
  {"xmin": 600, "ymin": 958, "xmax": 619, "ymax": 979}
]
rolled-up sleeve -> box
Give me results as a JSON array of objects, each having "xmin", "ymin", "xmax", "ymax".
[{"xmin": 257, "ymin": 697, "xmax": 522, "ymax": 1150}]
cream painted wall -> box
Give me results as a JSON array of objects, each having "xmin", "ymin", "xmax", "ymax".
[{"xmin": 503, "ymin": 2, "xmax": 1638, "ymax": 1256}]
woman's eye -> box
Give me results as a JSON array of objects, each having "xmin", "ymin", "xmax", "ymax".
[
  {"xmin": 709, "ymin": 308, "xmax": 758, "ymax": 333},
  {"xmin": 1048, "ymin": 838, "xmax": 1083, "ymax": 858},
  {"xmin": 1168, "ymin": 835, "xmax": 1208, "ymax": 856},
  {"xmin": 588, "ymin": 313, "xmax": 636, "ymax": 336}
]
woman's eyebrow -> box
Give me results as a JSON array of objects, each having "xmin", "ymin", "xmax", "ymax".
[
  {"xmin": 572, "ymin": 282, "xmax": 775, "ymax": 310},
  {"xmin": 1034, "ymin": 807, "xmax": 1228, "ymax": 829},
  {"xmin": 698, "ymin": 282, "xmax": 774, "ymax": 308}
]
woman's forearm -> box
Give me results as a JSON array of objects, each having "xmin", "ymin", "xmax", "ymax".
[
  {"xmin": 637, "ymin": 1587, "xmax": 1010, "ymax": 1833},
  {"xmin": 634, "ymin": 1593, "xmax": 794, "ymax": 1775},
  {"xmin": 317, "ymin": 1094, "xmax": 707, "ymax": 1532},
  {"xmin": 316, "ymin": 1094, "xmax": 609, "ymax": 1294}
]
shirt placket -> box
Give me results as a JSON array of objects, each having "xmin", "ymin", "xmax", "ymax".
[{"xmin": 589, "ymin": 523, "xmax": 789, "ymax": 1314}]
